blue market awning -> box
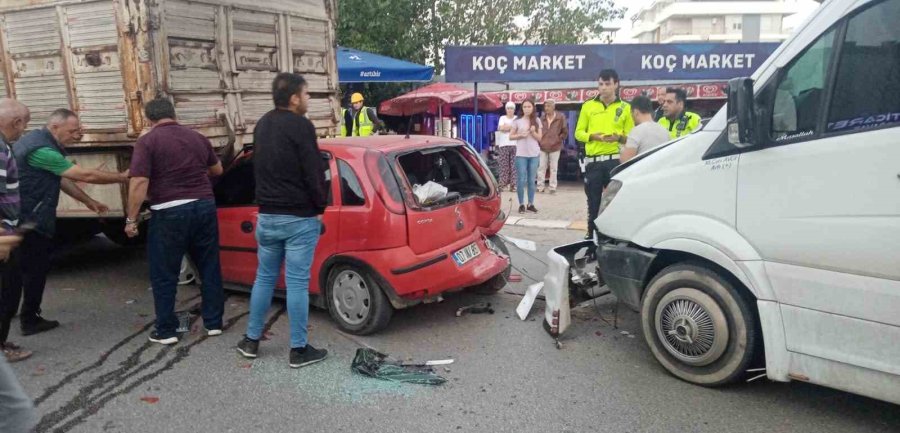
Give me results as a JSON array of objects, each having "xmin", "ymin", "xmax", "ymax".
[{"xmin": 337, "ymin": 46, "xmax": 434, "ymax": 83}]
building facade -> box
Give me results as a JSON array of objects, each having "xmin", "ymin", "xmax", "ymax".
[{"xmin": 631, "ymin": 0, "xmax": 802, "ymax": 43}]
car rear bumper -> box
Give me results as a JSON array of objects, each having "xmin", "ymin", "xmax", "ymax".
[{"xmin": 345, "ymin": 232, "xmax": 509, "ymax": 307}]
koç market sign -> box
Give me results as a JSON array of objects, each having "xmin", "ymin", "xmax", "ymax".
[{"xmin": 444, "ymin": 43, "xmax": 780, "ymax": 82}]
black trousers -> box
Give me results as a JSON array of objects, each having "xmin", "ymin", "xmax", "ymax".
[
  {"xmin": 19, "ymin": 232, "xmax": 53, "ymax": 325},
  {"xmin": 584, "ymin": 159, "xmax": 620, "ymax": 238},
  {"xmin": 0, "ymin": 249, "xmax": 22, "ymax": 344}
]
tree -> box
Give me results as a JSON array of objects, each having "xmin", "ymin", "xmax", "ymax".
[{"xmin": 336, "ymin": 0, "xmax": 624, "ymax": 102}]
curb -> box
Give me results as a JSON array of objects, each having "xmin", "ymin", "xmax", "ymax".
[{"xmin": 506, "ymin": 216, "xmax": 587, "ymax": 232}]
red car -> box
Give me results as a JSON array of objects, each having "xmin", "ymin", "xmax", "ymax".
[{"xmin": 212, "ymin": 136, "xmax": 510, "ymax": 334}]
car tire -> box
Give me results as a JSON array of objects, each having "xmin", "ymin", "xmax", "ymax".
[
  {"xmin": 326, "ymin": 264, "xmax": 393, "ymax": 335},
  {"xmin": 470, "ymin": 235, "xmax": 512, "ymax": 294},
  {"xmin": 640, "ymin": 262, "xmax": 759, "ymax": 387}
]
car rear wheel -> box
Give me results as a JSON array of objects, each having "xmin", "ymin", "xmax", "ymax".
[
  {"xmin": 470, "ymin": 235, "xmax": 511, "ymax": 294},
  {"xmin": 640, "ymin": 262, "xmax": 759, "ymax": 386},
  {"xmin": 326, "ymin": 264, "xmax": 393, "ymax": 335}
]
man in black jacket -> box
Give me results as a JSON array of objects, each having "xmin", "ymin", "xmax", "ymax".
[{"xmin": 236, "ymin": 73, "xmax": 329, "ymax": 368}]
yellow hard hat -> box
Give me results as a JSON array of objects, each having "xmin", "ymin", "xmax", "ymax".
[{"xmin": 350, "ymin": 92, "xmax": 365, "ymax": 103}]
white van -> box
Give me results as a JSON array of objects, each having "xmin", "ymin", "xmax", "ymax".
[{"xmin": 543, "ymin": 0, "xmax": 900, "ymax": 404}]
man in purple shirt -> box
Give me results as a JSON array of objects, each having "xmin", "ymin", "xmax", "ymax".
[{"xmin": 125, "ymin": 98, "xmax": 224, "ymax": 345}]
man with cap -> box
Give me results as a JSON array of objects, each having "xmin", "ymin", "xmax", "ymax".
[{"xmin": 340, "ymin": 92, "xmax": 384, "ymax": 137}]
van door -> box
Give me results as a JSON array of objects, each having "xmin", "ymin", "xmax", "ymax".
[{"xmin": 735, "ymin": 0, "xmax": 900, "ymax": 375}]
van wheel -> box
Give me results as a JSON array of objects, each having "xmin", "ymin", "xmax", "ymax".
[
  {"xmin": 470, "ymin": 235, "xmax": 512, "ymax": 294},
  {"xmin": 326, "ymin": 265, "xmax": 393, "ymax": 335},
  {"xmin": 641, "ymin": 263, "xmax": 759, "ymax": 386}
]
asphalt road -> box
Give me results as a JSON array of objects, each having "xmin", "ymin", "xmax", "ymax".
[{"xmin": 8, "ymin": 226, "xmax": 899, "ymax": 433}]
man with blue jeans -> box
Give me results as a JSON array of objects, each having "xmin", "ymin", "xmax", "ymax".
[
  {"xmin": 125, "ymin": 98, "xmax": 225, "ymax": 345},
  {"xmin": 237, "ymin": 73, "xmax": 328, "ymax": 368}
]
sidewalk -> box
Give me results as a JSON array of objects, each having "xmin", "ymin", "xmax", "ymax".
[{"xmin": 498, "ymin": 181, "xmax": 588, "ymax": 232}]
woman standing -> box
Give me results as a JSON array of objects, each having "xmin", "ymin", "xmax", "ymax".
[
  {"xmin": 494, "ymin": 102, "xmax": 518, "ymax": 191},
  {"xmin": 509, "ymin": 99, "xmax": 542, "ymax": 213}
]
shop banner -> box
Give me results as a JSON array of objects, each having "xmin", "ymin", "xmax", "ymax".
[{"xmin": 445, "ymin": 43, "xmax": 780, "ymax": 82}]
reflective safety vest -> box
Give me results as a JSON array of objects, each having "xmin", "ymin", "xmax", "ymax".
[
  {"xmin": 340, "ymin": 107, "xmax": 375, "ymax": 137},
  {"xmin": 658, "ymin": 111, "xmax": 701, "ymax": 139},
  {"xmin": 574, "ymin": 97, "xmax": 634, "ymax": 156}
]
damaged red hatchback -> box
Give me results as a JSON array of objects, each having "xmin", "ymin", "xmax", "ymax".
[{"xmin": 213, "ymin": 135, "xmax": 510, "ymax": 335}]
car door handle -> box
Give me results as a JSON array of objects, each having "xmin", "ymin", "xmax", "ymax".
[{"xmin": 240, "ymin": 221, "xmax": 253, "ymax": 233}]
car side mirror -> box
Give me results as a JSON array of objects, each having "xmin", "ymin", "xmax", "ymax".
[{"xmin": 726, "ymin": 77, "xmax": 757, "ymax": 147}]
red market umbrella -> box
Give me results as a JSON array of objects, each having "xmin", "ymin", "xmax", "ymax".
[{"xmin": 378, "ymin": 83, "xmax": 504, "ymax": 116}]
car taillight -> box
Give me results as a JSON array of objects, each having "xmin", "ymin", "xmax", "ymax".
[
  {"xmin": 364, "ymin": 149, "xmax": 406, "ymax": 215},
  {"xmin": 460, "ymin": 145, "xmax": 499, "ymax": 190}
]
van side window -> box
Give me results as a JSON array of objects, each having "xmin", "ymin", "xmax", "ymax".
[
  {"xmin": 770, "ymin": 28, "xmax": 836, "ymax": 141},
  {"xmin": 827, "ymin": 0, "xmax": 900, "ymax": 133},
  {"xmin": 338, "ymin": 159, "xmax": 365, "ymax": 206}
]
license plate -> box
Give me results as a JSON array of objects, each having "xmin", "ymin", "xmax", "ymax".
[{"xmin": 452, "ymin": 242, "xmax": 481, "ymax": 266}]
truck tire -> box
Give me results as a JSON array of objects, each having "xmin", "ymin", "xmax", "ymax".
[
  {"xmin": 640, "ymin": 262, "xmax": 759, "ymax": 387},
  {"xmin": 326, "ymin": 264, "xmax": 393, "ymax": 335},
  {"xmin": 470, "ymin": 235, "xmax": 511, "ymax": 294}
]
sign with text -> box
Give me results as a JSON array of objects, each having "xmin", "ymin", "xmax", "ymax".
[{"xmin": 445, "ymin": 43, "xmax": 780, "ymax": 82}]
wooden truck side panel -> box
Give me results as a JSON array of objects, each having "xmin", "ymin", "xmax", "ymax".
[{"xmin": 0, "ymin": 0, "xmax": 339, "ymax": 220}]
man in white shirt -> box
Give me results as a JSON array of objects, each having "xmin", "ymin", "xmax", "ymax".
[{"xmin": 620, "ymin": 96, "xmax": 671, "ymax": 164}]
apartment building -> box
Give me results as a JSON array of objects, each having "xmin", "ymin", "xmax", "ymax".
[{"xmin": 631, "ymin": 0, "xmax": 803, "ymax": 43}]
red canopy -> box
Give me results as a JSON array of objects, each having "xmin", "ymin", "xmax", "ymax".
[{"xmin": 378, "ymin": 83, "xmax": 504, "ymax": 116}]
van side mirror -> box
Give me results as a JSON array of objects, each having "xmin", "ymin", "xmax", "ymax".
[{"xmin": 726, "ymin": 77, "xmax": 757, "ymax": 147}]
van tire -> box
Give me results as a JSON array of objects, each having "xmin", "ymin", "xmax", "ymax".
[
  {"xmin": 640, "ymin": 262, "xmax": 759, "ymax": 387},
  {"xmin": 326, "ymin": 264, "xmax": 393, "ymax": 335},
  {"xmin": 470, "ymin": 235, "xmax": 512, "ymax": 294}
]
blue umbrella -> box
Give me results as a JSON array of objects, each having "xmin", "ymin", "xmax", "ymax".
[{"xmin": 337, "ymin": 46, "xmax": 434, "ymax": 83}]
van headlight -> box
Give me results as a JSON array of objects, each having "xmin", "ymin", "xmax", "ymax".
[{"xmin": 598, "ymin": 180, "xmax": 622, "ymax": 215}]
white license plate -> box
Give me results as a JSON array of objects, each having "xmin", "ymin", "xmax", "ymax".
[{"xmin": 452, "ymin": 242, "xmax": 481, "ymax": 266}]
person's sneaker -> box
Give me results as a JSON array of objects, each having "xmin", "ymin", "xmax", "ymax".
[
  {"xmin": 289, "ymin": 345, "xmax": 328, "ymax": 368},
  {"xmin": 527, "ymin": 204, "xmax": 538, "ymax": 213},
  {"xmin": 21, "ymin": 316, "xmax": 60, "ymax": 336},
  {"xmin": 148, "ymin": 332, "xmax": 178, "ymax": 345},
  {"xmin": 236, "ymin": 336, "xmax": 259, "ymax": 359},
  {"xmin": 2, "ymin": 342, "xmax": 33, "ymax": 363},
  {"xmin": 537, "ymin": 187, "xmax": 545, "ymax": 193},
  {"xmin": 205, "ymin": 328, "xmax": 223, "ymax": 337},
  {"xmin": 518, "ymin": 205, "xmax": 526, "ymax": 214}
]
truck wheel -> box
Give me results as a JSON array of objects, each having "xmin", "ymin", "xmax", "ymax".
[
  {"xmin": 326, "ymin": 264, "xmax": 393, "ymax": 335},
  {"xmin": 470, "ymin": 235, "xmax": 512, "ymax": 294},
  {"xmin": 640, "ymin": 262, "xmax": 759, "ymax": 386}
]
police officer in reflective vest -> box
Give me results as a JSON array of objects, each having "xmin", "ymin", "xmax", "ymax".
[
  {"xmin": 658, "ymin": 87, "xmax": 701, "ymax": 139},
  {"xmin": 574, "ymin": 69, "xmax": 634, "ymax": 241},
  {"xmin": 340, "ymin": 92, "xmax": 384, "ymax": 137}
]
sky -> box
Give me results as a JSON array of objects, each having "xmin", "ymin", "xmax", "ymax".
[{"xmin": 607, "ymin": 0, "xmax": 822, "ymax": 43}]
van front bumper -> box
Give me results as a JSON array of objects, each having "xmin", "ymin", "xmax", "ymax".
[{"xmin": 597, "ymin": 240, "xmax": 657, "ymax": 311}]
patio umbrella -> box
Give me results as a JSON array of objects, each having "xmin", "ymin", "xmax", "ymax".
[
  {"xmin": 378, "ymin": 83, "xmax": 504, "ymax": 116},
  {"xmin": 337, "ymin": 46, "xmax": 434, "ymax": 83}
]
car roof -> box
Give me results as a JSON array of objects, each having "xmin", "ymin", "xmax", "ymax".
[{"xmin": 320, "ymin": 135, "xmax": 469, "ymax": 154}]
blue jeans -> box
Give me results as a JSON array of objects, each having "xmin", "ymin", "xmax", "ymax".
[
  {"xmin": 515, "ymin": 156, "xmax": 539, "ymax": 205},
  {"xmin": 148, "ymin": 199, "xmax": 224, "ymax": 338},
  {"xmin": 245, "ymin": 214, "xmax": 321, "ymax": 348}
]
